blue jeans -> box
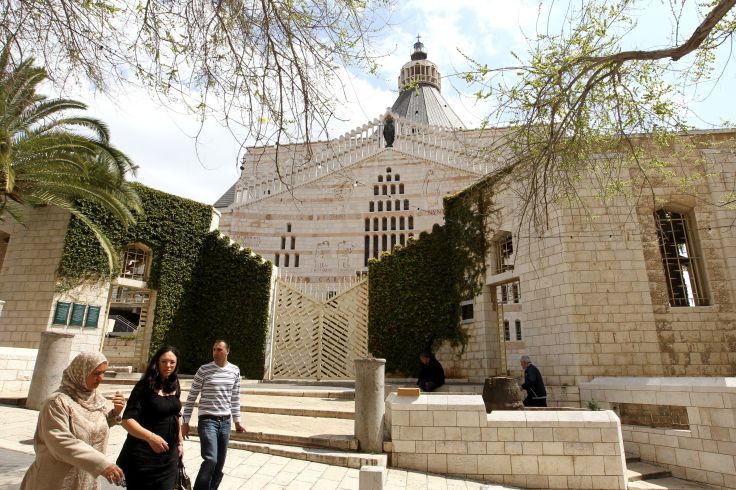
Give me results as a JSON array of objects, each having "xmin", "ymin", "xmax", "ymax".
[{"xmin": 194, "ymin": 417, "xmax": 231, "ymax": 490}]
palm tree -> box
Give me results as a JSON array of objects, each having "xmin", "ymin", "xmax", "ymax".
[{"xmin": 0, "ymin": 46, "xmax": 141, "ymax": 271}]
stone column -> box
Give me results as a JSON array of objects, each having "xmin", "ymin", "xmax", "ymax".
[
  {"xmin": 26, "ymin": 331, "xmax": 74, "ymax": 410},
  {"xmin": 354, "ymin": 358, "xmax": 386, "ymax": 453}
]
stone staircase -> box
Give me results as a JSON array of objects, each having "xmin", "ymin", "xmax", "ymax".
[
  {"xmin": 626, "ymin": 455, "xmax": 716, "ymax": 489},
  {"xmin": 100, "ymin": 376, "xmax": 718, "ymax": 488},
  {"xmin": 101, "ymin": 376, "xmax": 385, "ymax": 469}
]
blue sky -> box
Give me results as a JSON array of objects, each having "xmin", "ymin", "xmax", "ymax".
[{"xmin": 63, "ymin": 1, "xmax": 736, "ymax": 205}]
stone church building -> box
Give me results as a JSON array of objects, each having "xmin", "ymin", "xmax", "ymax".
[{"xmin": 214, "ymin": 39, "xmax": 736, "ymax": 407}]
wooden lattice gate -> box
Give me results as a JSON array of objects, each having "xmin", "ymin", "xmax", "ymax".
[{"xmin": 266, "ymin": 277, "xmax": 369, "ymax": 380}]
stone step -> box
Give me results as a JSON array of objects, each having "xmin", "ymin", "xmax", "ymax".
[
  {"xmin": 101, "ymin": 379, "xmax": 356, "ymax": 399},
  {"xmin": 626, "ymin": 477, "xmax": 718, "ymax": 489},
  {"xmin": 189, "ymin": 408, "xmax": 356, "ymax": 451},
  {"xmin": 235, "ymin": 394, "xmax": 353, "ymax": 419},
  {"xmin": 627, "ymin": 461, "xmax": 672, "ymax": 482},
  {"xmin": 226, "ymin": 439, "xmax": 385, "ymax": 469}
]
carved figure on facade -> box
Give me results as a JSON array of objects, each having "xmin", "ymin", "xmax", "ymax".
[
  {"xmin": 337, "ymin": 241, "xmax": 354, "ymax": 270},
  {"xmin": 314, "ymin": 240, "xmax": 331, "ymax": 271}
]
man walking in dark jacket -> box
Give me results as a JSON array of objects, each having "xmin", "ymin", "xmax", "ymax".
[
  {"xmin": 520, "ymin": 355, "xmax": 547, "ymax": 407},
  {"xmin": 417, "ymin": 352, "xmax": 445, "ymax": 392}
]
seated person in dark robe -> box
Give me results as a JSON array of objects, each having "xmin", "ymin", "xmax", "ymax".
[{"xmin": 417, "ymin": 352, "xmax": 445, "ymax": 392}]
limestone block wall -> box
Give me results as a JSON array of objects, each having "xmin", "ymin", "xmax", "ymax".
[
  {"xmin": 0, "ymin": 206, "xmax": 71, "ymax": 347},
  {"xmin": 0, "ymin": 346, "xmax": 37, "ymax": 392},
  {"xmin": 104, "ymin": 335, "xmax": 142, "ymax": 367},
  {"xmin": 385, "ymin": 393, "xmax": 626, "ymax": 489},
  {"xmin": 580, "ymin": 376, "xmax": 736, "ymax": 489},
  {"xmin": 468, "ymin": 132, "xmax": 736, "ymax": 404},
  {"xmin": 50, "ymin": 281, "xmax": 112, "ymax": 357},
  {"xmin": 436, "ymin": 287, "xmax": 502, "ymax": 381}
]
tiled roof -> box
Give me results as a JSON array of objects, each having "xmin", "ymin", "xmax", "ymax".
[
  {"xmin": 391, "ymin": 84, "xmax": 465, "ymax": 129},
  {"xmin": 213, "ymin": 182, "xmax": 236, "ymax": 208}
]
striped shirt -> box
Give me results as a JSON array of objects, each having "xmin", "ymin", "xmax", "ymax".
[{"xmin": 182, "ymin": 361, "xmax": 241, "ymax": 424}]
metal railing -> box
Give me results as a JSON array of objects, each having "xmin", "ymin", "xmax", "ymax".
[{"xmin": 107, "ymin": 315, "xmax": 139, "ymax": 336}]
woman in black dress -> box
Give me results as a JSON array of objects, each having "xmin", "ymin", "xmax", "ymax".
[{"xmin": 117, "ymin": 346, "xmax": 182, "ymax": 489}]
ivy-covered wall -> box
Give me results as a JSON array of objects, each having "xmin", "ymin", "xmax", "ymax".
[
  {"xmin": 368, "ymin": 224, "xmax": 466, "ymax": 376},
  {"xmin": 57, "ymin": 184, "xmax": 272, "ymax": 375},
  {"xmin": 168, "ymin": 232, "xmax": 272, "ymax": 377}
]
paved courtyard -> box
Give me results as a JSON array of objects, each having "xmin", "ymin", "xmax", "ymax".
[{"xmin": 0, "ymin": 404, "xmax": 512, "ymax": 490}]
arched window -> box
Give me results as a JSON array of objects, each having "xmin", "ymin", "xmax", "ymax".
[
  {"xmin": 408, "ymin": 216, "xmax": 414, "ymax": 230},
  {"xmin": 391, "ymin": 184, "xmax": 396, "ymax": 194},
  {"xmin": 382, "ymin": 235, "xmax": 388, "ymax": 251},
  {"xmin": 504, "ymin": 320, "xmax": 510, "ymax": 341},
  {"xmin": 399, "ymin": 184, "xmax": 405, "ymax": 194},
  {"xmin": 275, "ymin": 253, "xmax": 280, "ymax": 266},
  {"xmin": 374, "ymin": 186, "xmax": 379, "ymax": 196},
  {"xmin": 280, "ymin": 237, "xmax": 286, "ymax": 249},
  {"xmin": 284, "ymin": 254, "xmax": 290, "ymax": 267},
  {"xmin": 382, "ymin": 185, "xmax": 387, "ymax": 195},
  {"xmin": 373, "ymin": 218, "xmax": 379, "ymax": 231},
  {"xmin": 399, "ymin": 217, "xmax": 405, "ymax": 230},
  {"xmin": 395, "ymin": 199, "xmax": 400, "ymax": 210},
  {"xmin": 391, "ymin": 217, "xmax": 396, "ymax": 230},
  {"xmin": 286, "ymin": 223, "xmax": 292, "ymax": 232},
  {"xmin": 395, "ymin": 174, "xmax": 400, "ymax": 181},
  {"xmin": 369, "ymin": 201, "xmax": 374, "ymax": 212},
  {"xmin": 378, "ymin": 175, "xmax": 383, "ymax": 182},
  {"xmin": 373, "ymin": 235, "xmax": 379, "ymax": 258},
  {"xmin": 386, "ymin": 174, "xmax": 392, "ymax": 182},
  {"xmin": 399, "ymin": 234, "xmax": 405, "ymax": 246},
  {"xmin": 515, "ymin": 320, "xmax": 522, "ymax": 340},
  {"xmin": 382, "ymin": 217, "xmax": 387, "ymax": 230},
  {"xmin": 295, "ymin": 254, "xmax": 300, "ymax": 268},
  {"xmin": 290, "ymin": 237, "xmax": 295, "ymax": 250},
  {"xmin": 387, "ymin": 201, "xmax": 392, "ymax": 212},
  {"xmin": 386, "ymin": 167, "xmax": 392, "ymax": 173},
  {"xmin": 404, "ymin": 199, "xmax": 409, "ymax": 210},
  {"xmin": 391, "ymin": 234, "xmax": 396, "ymax": 249},
  {"xmin": 378, "ymin": 201, "xmax": 383, "ymax": 212},
  {"xmin": 364, "ymin": 236, "xmax": 370, "ymax": 266},
  {"xmin": 365, "ymin": 219, "xmax": 370, "ymax": 231}
]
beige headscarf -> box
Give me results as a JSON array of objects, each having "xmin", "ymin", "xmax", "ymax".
[{"xmin": 58, "ymin": 351, "xmax": 108, "ymax": 412}]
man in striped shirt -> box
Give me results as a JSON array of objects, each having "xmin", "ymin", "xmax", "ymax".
[{"xmin": 182, "ymin": 340, "xmax": 245, "ymax": 490}]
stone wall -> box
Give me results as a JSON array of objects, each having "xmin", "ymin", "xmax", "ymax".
[
  {"xmin": 49, "ymin": 280, "xmax": 112, "ymax": 357},
  {"xmin": 0, "ymin": 346, "xmax": 36, "ymax": 392},
  {"xmin": 385, "ymin": 393, "xmax": 626, "ymax": 489},
  {"xmin": 0, "ymin": 206, "xmax": 71, "ymax": 347},
  {"xmin": 580, "ymin": 376, "xmax": 736, "ymax": 489},
  {"xmin": 462, "ymin": 132, "xmax": 736, "ymax": 402}
]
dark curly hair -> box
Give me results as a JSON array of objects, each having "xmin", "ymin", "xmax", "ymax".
[{"xmin": 143, "ymin": 345, "xmax": 181, "ymax": 394}]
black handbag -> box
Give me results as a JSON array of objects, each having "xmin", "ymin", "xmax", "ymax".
[{"xmin": 176, "ymin": 457, "xmax": 192, "ymax": 490}]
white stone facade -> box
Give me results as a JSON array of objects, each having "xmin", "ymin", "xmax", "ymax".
[{"xmin": 218, "ymin": 116, "xmax": 502, "ymax": 296}]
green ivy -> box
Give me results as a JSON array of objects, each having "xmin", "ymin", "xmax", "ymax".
[
  {"xmin": 168, "ymin": 232, "xmax": 272, "ymax": 378},
  {"xmin": 56, "ymin": 184, "xmax": 272, "ymax": 375},
  {"xmin": 444, "ymin": 177, "xmax": 500, "ymax": 300},
  {"xmin": 368, "ymin": 224, "xmax": 466, "ymax": 376},
  {"xmin": 368, "ymin": 175, "xmax": 504, "ymax": 376}
]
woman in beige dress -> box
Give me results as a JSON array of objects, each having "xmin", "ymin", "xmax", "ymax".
[{"xmin": 21, "ymin": 351, "xmax": 126, "ymax": 489}]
